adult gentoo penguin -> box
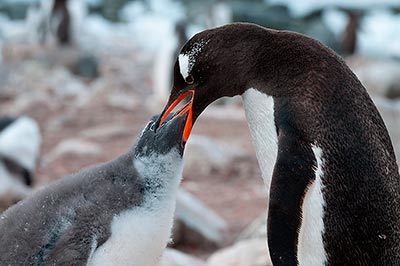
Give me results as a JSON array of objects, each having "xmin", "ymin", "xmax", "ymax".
[
  {"xmin": 0, "ymin": 112, "xmax": 191, "ymax": 266},
  {"xmin": 156, "ymin": 23, "xmax": 400, "ymax": 265}
]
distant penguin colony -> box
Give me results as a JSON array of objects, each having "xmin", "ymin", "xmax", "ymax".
[
  {"xmin": 157, "ymin": 22, "xmax": 400, "ymax": 266},
  {"xmin": 0, "ymin": 112, "xmax": 191, "ymax": 266}
]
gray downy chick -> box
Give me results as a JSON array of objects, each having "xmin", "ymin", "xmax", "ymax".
[{"xmin": 0, "ymin": 112, "xmax": 190, "ymax": 266}]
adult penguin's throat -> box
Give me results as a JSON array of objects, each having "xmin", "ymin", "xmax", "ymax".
[{"xmin": 157, "ymin": 90, "xmax": 195, "ymax": 142}]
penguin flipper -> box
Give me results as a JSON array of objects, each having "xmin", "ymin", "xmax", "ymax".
[
  {"xmin": 42, "ymin": 224, "xmax": 107, "ymax": 266},
  {"xmin": 267, "ymin": 130, "xmax": 315, "ymax": 265}
]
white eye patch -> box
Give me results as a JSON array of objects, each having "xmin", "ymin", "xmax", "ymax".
[
  {"xmin": 177, "ymin": 39, "xmax": 210, "ymax": 81},
  {"xmin": 178, "ymin": 54, "xmax": 190, "ymax": 80}
]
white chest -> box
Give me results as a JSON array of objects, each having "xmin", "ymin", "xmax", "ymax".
[
  {"xmin": 88, "ymin": 150, "xmax": 183, "ymax": 266},
  {"xmin": 241, "ymin": 88, "xmax": 277, "ymax": 263},
  {"xmin": 242, "ymin": 89, "xmax": 327, "ymax": 265},
  {"xmin": 88, "ymin": 198, "xmax": 176, "ymax": 266},
  {"xmin": 242, "ymin": 88, "xmax": 278, "ymax": 192}
]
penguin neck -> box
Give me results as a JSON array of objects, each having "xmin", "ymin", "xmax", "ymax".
[
  {"xmin": 242, "ymin": 88, "xmax": 278, "ymax": 192},
  {"xmin": 133, "ymin": 149, "xmax": 183, "ymax": 203}
]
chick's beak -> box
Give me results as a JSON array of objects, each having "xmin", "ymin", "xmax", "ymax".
[{"xmin": 156, "ymin": 90, "xmax": 195, "ymax": 142}]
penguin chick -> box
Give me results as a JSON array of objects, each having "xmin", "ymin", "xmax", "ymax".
[{"xmin": 0, "ymin": 112, "xmax": 190, "ymax": 266}]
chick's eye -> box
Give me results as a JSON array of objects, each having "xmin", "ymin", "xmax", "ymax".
[{"xmin": 185, "ymin": 74, "xmax": 194, "ymax": 85}]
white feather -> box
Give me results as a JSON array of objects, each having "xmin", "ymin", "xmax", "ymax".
[
  {"xmin": 242, "ymin": 88, "xmax": 278, "ymax": 192},
  {"xmin": 297, "ymin": 145, "xmax": 327, "ymax": 266},
  {"xmin": 88, "ymin": 149, "xmax": 183, "ymax": 266},
  {"xmin": 178, "ymin": 54, "xmax": 189, "ymax": 80},
  {"xmin": 242, "ymin": 88, "xmax": 278, "ymax": 259}
]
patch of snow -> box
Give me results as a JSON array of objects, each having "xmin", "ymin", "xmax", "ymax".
[
  {"xmin": 150, "ymin": 29, "xmax": 178, "ymax": 109},
  {"xmin": 118, "ymin": 0, "xmax": 185, "ymax": 52},
  {"xmin": 358, "ymin": 10, "xmax": 400, "ymax": 58},
  {"xmin": 1, "ymin": 0, "xmax": 40, "ymax": 4},
  {"xmin": 268, "ymin": 0, "xmax": 400, "ymax": 17},
  {"xmin": 322, "ymin": 9, "xmax": 348, "ymax": 38},
  {"xmin": 119, "ymin": 1, "xmax": 147, "ymax": 21},
  {"xmin": 206, "ymin": 1, "xmax": 232, "ymax": 28},
  {"xmin": 68, "ymin": 0, "xmax": 88, "ymax": 44},
  {"xmin": 0, "ymin": 15, "xmax": 28, "ymax": 42}
]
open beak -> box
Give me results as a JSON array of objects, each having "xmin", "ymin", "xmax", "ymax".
[{"xmin": 157, "ymin": 90, "xmax": 195, "ymax": 142}]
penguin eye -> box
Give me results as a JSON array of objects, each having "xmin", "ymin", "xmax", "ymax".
[{"xmin": 185, "ymin": 74, "xmax": 194, "ymax": 85}]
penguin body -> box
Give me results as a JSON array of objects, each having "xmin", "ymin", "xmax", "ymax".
[
  {"xmin": 0, "ymin": 113, "xmax": 189, "ymax": 266},
  {"xmin": 0, "ymin": 116, "xmax": 41, "ymax": 211},
  {"xmin": 51, "ymin": 0, "xmax": 70, "ymax": 45},
  {"xmin": 157, "ymin": 23, "xmax": 400, "ymax": 265}
]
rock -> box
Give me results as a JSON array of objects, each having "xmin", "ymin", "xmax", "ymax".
[
  {"xmin": 184, "ymin": 135, "xmax": 228, "ymax": 176},
  {"xmin": 236, "ymin": 213, "xmax": 267, "ymax": 241},
  {"xmin": 70, "ymin": 54, "xmax": 100, "ymax": 79},
  {"xmin": 348, "ymin": 58, "xmax": 400, "ymax": 97},
  {"xmin": 386, "ymin": 84, "xmax": 400, "ymax": 100},
  {"xmin": 202, "ymin": 104, "xmax": 246, "ymax": 121},
  {"xmin": 46, "ymin": 67, "xmax": 88, "ymax": 98},
  {"xmin": 81, "ymin": 124, "xmax": 131, "ymax": 140},
  {"xmin": 173, "ymin": 189, "xmax": 229, "ymax": 248},
  {"xmin": 159, "ymin": 248, "xmax": 206, "ymax": 266},
  {"xmin": 44, "ymin": 138, "xmax": 102, "ymax": 164},
  {"xmin": 207, "ymin": 239, "xmax": 272, "ymax": 266},
  {"xmin": 184, "ymin": 135, "xmax": 247, "ymax": 176},
  {"xmin": 107, "ymin": 92, "xmax": 139, "ymax": 111},
  {"xmin": 0, "ymin": 191, "xmax": 27, "ymax": 213},
  {"xmin": 6, "ymin": 91, "xmax": 51, "ymax": 116}
]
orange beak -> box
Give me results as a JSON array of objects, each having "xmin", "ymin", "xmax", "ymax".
[{"xmin": 159, "ymin": 90, "xmax": 194, "ymax": 142}]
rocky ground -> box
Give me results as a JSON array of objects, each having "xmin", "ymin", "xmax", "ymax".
[
  {"xmin": 1, "ymin": 42, "xmax": 400, "ymax": 265},
  {"xmin": 0, "ymin": 43, "xmax": 269, "ymax": 264}
]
